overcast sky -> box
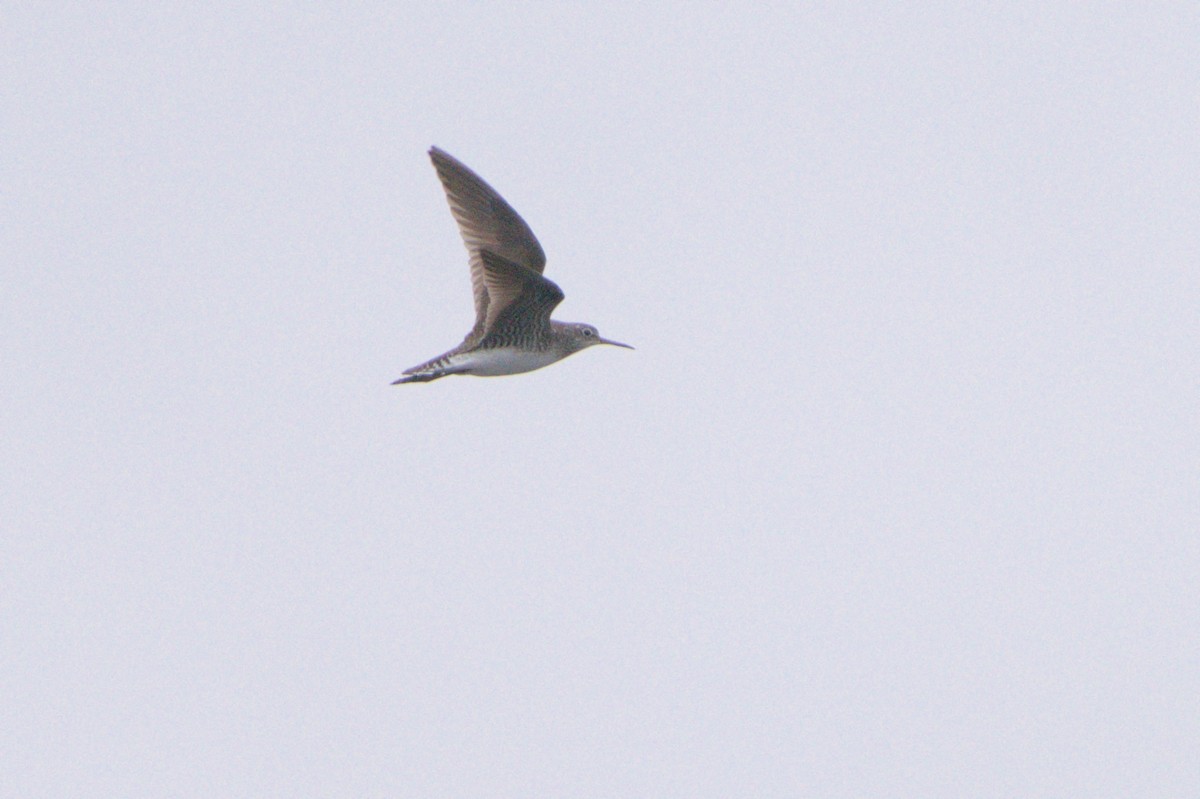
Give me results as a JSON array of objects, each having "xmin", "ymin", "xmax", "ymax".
[{"xmin": 4, "ymin": 4, "xmax": 1198, "ymax": 796}]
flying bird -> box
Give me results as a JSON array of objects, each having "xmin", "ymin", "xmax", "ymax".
[{"xmin": 392, "ymin": 147, "xmax": 632, "ymax": 384}]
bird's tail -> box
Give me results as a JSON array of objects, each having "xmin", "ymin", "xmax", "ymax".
[{"xmin": 391, "ymin": 370, "xmax": 455, "ymax": 384}]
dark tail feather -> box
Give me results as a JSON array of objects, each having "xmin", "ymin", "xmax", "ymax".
[{"xmin": 391, "ymin": 369, "xmax": 460, "ymax": 385}]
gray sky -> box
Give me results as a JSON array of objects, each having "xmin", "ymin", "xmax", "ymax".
[{"xmin": 4, "ymin": 3, "xmax": 1197, "ymax": 796}]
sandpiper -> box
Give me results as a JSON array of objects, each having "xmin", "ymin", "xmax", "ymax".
[{"xmin": 392, "ymin": 147, "xmax": 632, "ymax": 384}]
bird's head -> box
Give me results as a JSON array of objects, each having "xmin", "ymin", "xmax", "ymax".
[{"xmin": 561, "ymin": 323, "xmax": 634, "ymax": 354}]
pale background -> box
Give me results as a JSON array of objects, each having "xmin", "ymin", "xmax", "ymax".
[{"xmin": 3, "ymin": 4, "xmax": 1197, "ymax": 796}]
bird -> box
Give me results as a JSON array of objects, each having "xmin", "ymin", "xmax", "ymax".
[{"xmin": 392, "ymin": 147, "xmax": 632, "ymax": 384}]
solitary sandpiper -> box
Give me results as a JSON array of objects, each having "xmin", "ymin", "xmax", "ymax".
[{"xmin": 392, "ymin": 147, "xmax": 632, "ymax": 384}]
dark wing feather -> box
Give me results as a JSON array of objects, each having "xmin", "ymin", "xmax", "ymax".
[
  {"xmin": 429, "ymin": 147, "xmax": 548, "ymax": 344},
  {"xmin": 477, "ymin": 250, "xmax": 563, "ymax": 343}
]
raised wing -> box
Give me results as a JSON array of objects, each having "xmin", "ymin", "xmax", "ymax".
[
  {"xmin": 429, "ymin": 147, "xmax": 548, "ymax": 343},
  {"xmin": 477, "ymin": 250, "xmax": 564, "ymax": 343}
]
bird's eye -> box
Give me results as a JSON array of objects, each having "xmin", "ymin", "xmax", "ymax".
[{"xmin": 583, "ymin": 328, "xmax": 595, "ymax": 337}]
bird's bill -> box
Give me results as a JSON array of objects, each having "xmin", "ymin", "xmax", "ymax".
[{"xmin": 600, "ymin": 337, "xmax": 634, "ymax": 349}]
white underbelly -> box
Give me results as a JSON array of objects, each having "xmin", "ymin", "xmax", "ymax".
[{"xmin": 448, "ymin": 347, "xmax": 562, "ymax": 376}]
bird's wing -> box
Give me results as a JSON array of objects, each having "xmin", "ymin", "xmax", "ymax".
[
  {"xmin": 428, "ymin": 147, "xmax": 548, "ymax": 342},
  {"xmin": 477, "ymin": 250, "xmax": 564, "ymax": 342}
]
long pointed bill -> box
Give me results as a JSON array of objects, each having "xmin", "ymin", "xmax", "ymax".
[{"xmin": 599, "ymin": 337, "xmax": 634, "ymax": 349}]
